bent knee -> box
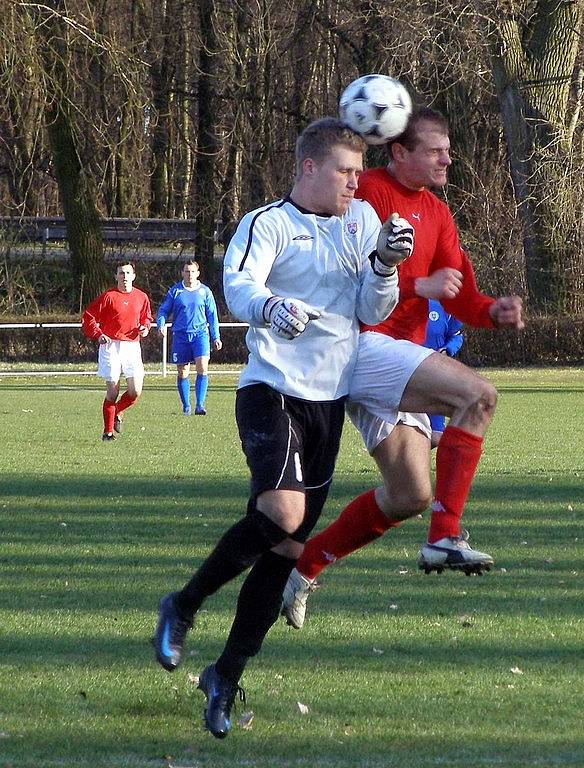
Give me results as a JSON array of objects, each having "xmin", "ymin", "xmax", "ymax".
[
  {"xmin": 272, "ymin": 538, "xmax": 303, "ymax": 559},
  {"xmin": 256, "ymin": 490, "xmax": 306, "ymax": 534},
  {"xmin": 475, "ymin": 381, "xmax": 497, "ymax": 418},
  {"xmin": 379, "ymin": 487, "xmax": 431, "ymax": 521},
  {"xmin": 397, "ymin": 492, "xmax": 431, "ymax": 518},
  {"xmin": 458, "ymin": 380, "xmax": 497, "ymax": 425}
]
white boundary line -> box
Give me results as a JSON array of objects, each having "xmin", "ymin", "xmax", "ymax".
[{"xmin": 0, "ymin": 369, "xmax": 242, "ymax": 377}]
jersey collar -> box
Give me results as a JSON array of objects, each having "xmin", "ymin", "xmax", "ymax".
[{"xmin": 285, "ymin": 194, "xmax": 335, "ymax": 218}]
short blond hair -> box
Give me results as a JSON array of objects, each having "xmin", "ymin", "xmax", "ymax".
[{"xmin": 295, "ymin": 117, "xmax": 366, "ymax": 177}]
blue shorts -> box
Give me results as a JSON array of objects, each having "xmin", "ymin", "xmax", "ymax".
[
  {"xmin": 171, "ymin": 332, "xmax": 210, "ymax": 364},
  {"xmin": 429, "ymin": 414, "xmax": 446, "ymax": 434}
]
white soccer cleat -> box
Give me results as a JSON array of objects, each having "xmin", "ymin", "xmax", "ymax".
[
  {"xmin": 281, "ymin": 568, "xmax": 318, "ymax": 629},
  {"xmin": 418, "ymin": 530, "xmax": 494, "ymax": 575}
]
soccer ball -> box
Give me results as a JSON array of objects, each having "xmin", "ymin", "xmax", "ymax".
[{"xmin": 339, "ymin": 74, "xmax": 412, "ymax": 145}]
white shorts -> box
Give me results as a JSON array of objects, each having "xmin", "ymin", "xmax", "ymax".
[
  {"xmin": 97, "ymin": 340, "xmax": 144, "ymax": 383},
  {"xmin": 347, "ymin": 331, "xmax": 433, "ymax": 453}
]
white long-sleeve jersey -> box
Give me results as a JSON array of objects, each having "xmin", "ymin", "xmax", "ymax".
[{"xmin": 224, "ymin": 196, "xmax": 399, "ymax": 401}]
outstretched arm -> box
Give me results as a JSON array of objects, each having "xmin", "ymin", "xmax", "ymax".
[
  {"xmin": 441, "ymin": 251, "xmax": 496, "ymax": 328},
  {"xmin": 488, "ymin": 296, "xmax": 524, "ymax": 329}
]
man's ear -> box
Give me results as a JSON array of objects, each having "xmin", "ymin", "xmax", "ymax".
[
  {"xmin": 302, "ymin": 157, "xmax": 317, "ymax": 177},
  {"xmin": 391, "ymin": 142, "xmax": 406, "ymax": 163}
]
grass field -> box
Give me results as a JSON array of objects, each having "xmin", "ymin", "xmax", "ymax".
[{"xmin": 1, "ymin": 367, "xmax": 583, "ymax": 768}]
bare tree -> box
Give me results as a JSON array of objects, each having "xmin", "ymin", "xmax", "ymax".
[
  {"xmin": 145, "ymin": 0, "xmax": 179, "ymax": 217},
  {"xmin": 0, "ymin": 0, "xmax": 582, "ymax": 320},
  {"xmin": 0, "ymin": 5, "xmax": 48, "ymax": 214},
  {"xmin": 173, "ymin": 0, "xmax": 193, "ymax": 218},
  {"xmin": 33, "ymin": 0, "xmax": 109, "ymax": 301},
  {"xmin": 194, "ymin": 0, "xmax": 221, "ymax": 280},
  {"xmin": 486, "ymin": 0, "xmax": 584, "ymax": 312}
]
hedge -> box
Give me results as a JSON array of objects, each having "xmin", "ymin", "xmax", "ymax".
[{"xmin": 0, "ymin": 316, "xmax": 582, "ymax": 367}]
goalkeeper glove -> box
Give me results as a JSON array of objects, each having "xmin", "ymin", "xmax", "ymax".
[
  {"xmin": 263, "ymin": 297, "xmax": 321, "ymax": 341},
  {"xmin": 375, "ymin": 213, "xmax": 414, "ymax": 270}
]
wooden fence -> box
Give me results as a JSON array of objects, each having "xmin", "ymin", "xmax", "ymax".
[{"xmin": 0, "ymin": 216, "xmax": 199, "ymax": 244}]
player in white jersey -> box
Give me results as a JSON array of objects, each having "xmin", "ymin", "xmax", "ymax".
[{"xmin": 153, "ymin": 117, "xmax": 413, "ymax": 738}]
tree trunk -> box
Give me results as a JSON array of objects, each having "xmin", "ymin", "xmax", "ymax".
[
  {"xmin": 0, "ymin": 6, "xmax": 42, "ymax": 215},
  {"xmin": 148, "ymin": 0, "xmax": 176, "ymax": 218},
  {"xmin": 36, "ymin": 1, "xmax": 108, "ymax": 304},
  {"xmin": 195, "ymin": 0, "xmax": 220, "ymax": 282},
  {"xmin": 174, "ymin": 2, "xmax": 192, "ymax": 219},
  {"xmin": 245, "ymin": 1, "xmax": 274, "ymax": 208},
  {"xmin": 219, "ymin": 1, "xmax": 251, "ymax": 241},
  {"xmin": 488, "ymin": 0, "xmax": 584, "ymax": 313}
]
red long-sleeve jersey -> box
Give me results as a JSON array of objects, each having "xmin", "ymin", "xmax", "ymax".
[
  {"xmin": 81, "ymin": 287, "xmax": 152, "ymax": 341},
  {"xmin": 358, "ymin": 167, "xmax": 495, "ymax": 344}
]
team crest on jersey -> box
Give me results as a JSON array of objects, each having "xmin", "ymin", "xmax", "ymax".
[
  {"xmin": 346, "ymin": 220, "xmax": 358, "ymax": 235},
  {"xmin": 429, "ymin": 310, "xmax": 439, "ymax": 321}
]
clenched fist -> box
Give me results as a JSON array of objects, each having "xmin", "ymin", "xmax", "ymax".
[{"xmin": 376, "ymin": 213, "xmax": 414, "ymax": 268}]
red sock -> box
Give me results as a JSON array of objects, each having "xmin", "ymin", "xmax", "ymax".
[
  {"xmin": 115, "ymin": 391, "xmax": 137, "ymax": 415},
  {"xmin": 102, "ymin": 399, "xmax": 116, "ymax": 433},
  {"xmin": 428, "ymin": 425, "xmax": 483, "ymax": 543},
  {"xmin": 297, "ymin": 489, "xmax": 399, "ymax": 580}
]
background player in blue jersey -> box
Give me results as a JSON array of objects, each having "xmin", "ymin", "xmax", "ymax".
[
  {"xmin": 157, "ymin": 260, "xmax": 222, "ymax": 415},
  {"xmin": 423, "ymin": 299, "xmax": 464, "ymax": 446}
]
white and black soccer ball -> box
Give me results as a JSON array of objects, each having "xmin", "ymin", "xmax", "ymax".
[{"xmin": 339, "ymin": 74, "xmax": 412, "ymax": 145}]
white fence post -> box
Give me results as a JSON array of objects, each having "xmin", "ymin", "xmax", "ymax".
[{"xmin": 162, "ymin": 328, "xmax": 168, "ymax": 377}]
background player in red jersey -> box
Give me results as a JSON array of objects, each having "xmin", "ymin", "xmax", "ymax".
[
  {"xmin": 282, "ymin": 106, "xmax": 524, "ymax": 629},
  {"xmin": 82, "ymin": 261, "xmax": 152, "ymax": 440}
]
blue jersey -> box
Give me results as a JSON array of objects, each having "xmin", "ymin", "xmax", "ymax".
[
  {"xmin": 424, "ymin": 299, "xmax": 463, "ymax": 357},
  {"xmin": 157, "ymin": 281, "xmax": 220, "ymax": 341}
]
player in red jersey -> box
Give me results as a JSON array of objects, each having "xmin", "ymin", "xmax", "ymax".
[
  {"xmin": 82, "ymin": 261, "xmax": 153, "ymax": 440},
  {"xmin": 282, "ymin": 107, "xmax": 524, "ymax": 628}
]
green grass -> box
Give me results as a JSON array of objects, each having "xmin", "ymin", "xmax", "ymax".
[{"xmin": 0, "ymin": 368, "xmax": 583, "ymax": 767}]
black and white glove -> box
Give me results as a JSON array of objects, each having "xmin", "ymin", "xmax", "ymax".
[
  {"xmin": 375, "ymin": 213, "xmax": 414, "ymax": 270},
  {"xmin": 263, "ymin": 296, "xmax": 321, "ymax": 341}
]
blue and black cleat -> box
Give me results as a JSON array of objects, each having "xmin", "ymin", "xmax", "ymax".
[
  {"xmin": 198, "ymin": 663, "xmax": 246, "ymax": 739},
  {"xmin": 152, "ymin": 592, "xmax": 192, "ymax": 671}
]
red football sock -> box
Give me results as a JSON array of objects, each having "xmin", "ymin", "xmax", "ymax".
[
  {"xmin": 102, "ymin": 399, "xmax": 116, "ymax": 434},
  {"xmin": 115, "ymin": 391, "xmax": 137, "ymax": 414},
  {"xmin": 428, "ymin": 425, "xmax": 483, "ymax": 543},
  {"xmin": 297, "ymin": 489, "xmax": 399, "ymax": 581}
]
